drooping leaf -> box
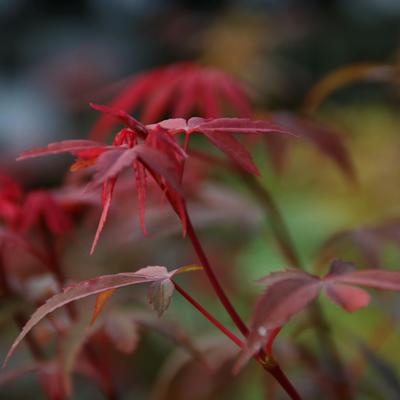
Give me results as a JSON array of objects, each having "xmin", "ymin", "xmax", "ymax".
[
  {"xmin": 317, "ymin": 219, "xmax": 400, "ymax": 269},
  {"xmin": 3, "ymin": 266, "xmax": 173, "ymax": 366},
  {"xmin": 267, "ymin": 112, "xmax": 356, "ymax": 181},
  {"xmin": 147, "ymin": 279, "xmax": 175, "ymax": 317}
]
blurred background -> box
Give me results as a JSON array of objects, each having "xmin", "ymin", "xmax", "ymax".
[{"xmin": 0, "ymin": 0, "xmax": 400, "ymax": 399}]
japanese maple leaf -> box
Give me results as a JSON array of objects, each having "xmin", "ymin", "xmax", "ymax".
[
  {"xmin": 0, "ymin": 172, "xmax": 23, "ymax": 227},
  {"xmin": 2, "ymin": 265, "xmax": 192, "ymax": 366},
  {"xmin": 235, "ymin": 260, "xmax": 400, "ymax": 372},
  {"xmin": 90, "ymin": 62, "xmax": 252, "ymax": 140},
  {"xmin": 18, "ymin": 190, "xmax": 72, "ymax": 236},
  {"xmin": 265, "ymin": 112, "xmax": 356, "ymax": 181},
  {"xmin": 146, "ymin": 117, "xmax": 292, "ymax": 176},
  {"xmin": 317, "ymin": 219, "xmax": 400, "ymax": 269},
  {"xmin": 17, "ymin": 121, "xmax": 185, "ymax": 254}
]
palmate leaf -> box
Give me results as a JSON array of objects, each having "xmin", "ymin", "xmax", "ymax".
[
  {"xmin": 17, "ymin": 132, "xmax": 186, "ymax": 254},
  {"xmin": 19, "ymin": 190, "xmax": 72, "ymax": 236},
  {"xmin": 236, "ymin": 260, "xmax": 400, "ymax": 372},
  {"xmin": 3, "ymin": 266, "xmax": 178, "ymax": 366},
  {"xmin": 149, "ymin": 117, "xmax": 292, "ymax": 175},
  {"xmin": 89, "ymin": 62, "xmax": 252, "ymax": 140},
  {"xmin": 317, "ymin": 219, "xmax": 400, "ymax": 268}
]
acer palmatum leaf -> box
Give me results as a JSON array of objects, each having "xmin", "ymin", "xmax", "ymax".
[
  {"xmin": 237, "ymin": 260, "xmax": 400, "ymax": 372},
  {"xmin": 89, "ymin": 62, "xmax": 251, "ymax": 140},
  {"xmin": 317, "ymin": 219, "xmax": 400, "ymax": 269},
  {"xmin": 19, "ymin": 190, "xmax": 72, "ymax": 236},
  {"xmin": 267, "ymin": 112, "xmax": 356, "ymax": 181},
  {"xmin": 17, "ymin": 128, "xmax": 185, "ymax": 253},
  {"xmin": 89, "ymin": 102, "xmax": 148, "ymax": 137},
  {"xmin": 3, "ymin": 266, "xmax": 174, "ymax": 366},
  {"xmin": 235, "ymin": 276, "xmax": 321, "ymax": 373},
  {"xmin": 148, "ymin": 117, "xmax": 293, "ymax": 175}
]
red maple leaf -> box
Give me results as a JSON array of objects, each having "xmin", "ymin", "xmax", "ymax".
[
  {"xmin": 17, "ymin": 117, "xmax": 185, "ymax": 254},
  {"xmin": 0, "ymin": 172, "xmax": 23, "ymax": 227},
  {"xmin": 18, "ymin": 103, "xmax": 292, "ymax": 253},
  {"xmin": 18, "ymin": 190, "xmax": 73, "ymax": 236},
  {"xmin": 89, "ymin": 62, "xmax": 252, "ymax": 140}
]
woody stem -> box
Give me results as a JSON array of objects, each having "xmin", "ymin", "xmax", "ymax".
[
  {"xmin": 173, "ymin": 281, "xmax": 302, "ymax": 400},
  {"xmin": 183, "ymin": 208, "xmax": 249, "ymax": 337}
]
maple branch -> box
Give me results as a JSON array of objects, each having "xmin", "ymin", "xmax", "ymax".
[
  {"xmin": 173, "ymin": 281, "xmax": 302, "ymax": 400},
  {"xmin": 264, "ymin": 361, "xmax": 302, "ymax": 400},
  {"xmin": 173, "ymin": 281, "xmax": 244, "ymax": 347},
  {"xmin": 184, "ymin": 209, "xmax": 249, "ymax": 337},
  {"xmin": 235, "ymin": 171, "xmax": 352, "ymax": 399},
  {"xmin": 190, "ymin": 150, "xmax": 351, "ymax": 397}
]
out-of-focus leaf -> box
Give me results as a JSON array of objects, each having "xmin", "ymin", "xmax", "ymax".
[
  {"xmin": 148, "ymin": 279, "xmax": 175, "ymax": 317},
  {"xmin": 3, "ymin": 266, "xmax": 174, "ymax": 366},
  {"xmin": 317, "ymin": 219, "xmax": 400, "ymax": 269},
  {"xmin": 236, "ymin": 260, "xmax": 400, "ymax": 371},
  {"xmin": 324, "ymin": 283, "xmax": 371, "ymax": 312},
  {"xmin": 103, "ymin": 311, "xmax": 140, "ymax": 354},
  {"xmin": 303, "ymin": 63, "xmax": 396, "ymax": 114},
  {"xmin": 0, "ymin": 363, "xmax": 37, "ymax": 386},
  {"xmin": 267, "ymin": 112, "xmax": 356, "ymax": 181},
  {"xmin": 89, "ymin": 62, "xmax": 252, "ymax": 140},
  {"xmin": 19, "ymin": 190, "xmax": 72, "ymax": 236},
  {"xmin": 357, "ymin": 341, "xmax": 400, "ymax": 400},
  {"xmin": 37, "ymin": 361, "xmax": 69, "ymax": 400},
  {"xmin": 17, "ymin": 140, "xmax": 108, "ymax": 160}
]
